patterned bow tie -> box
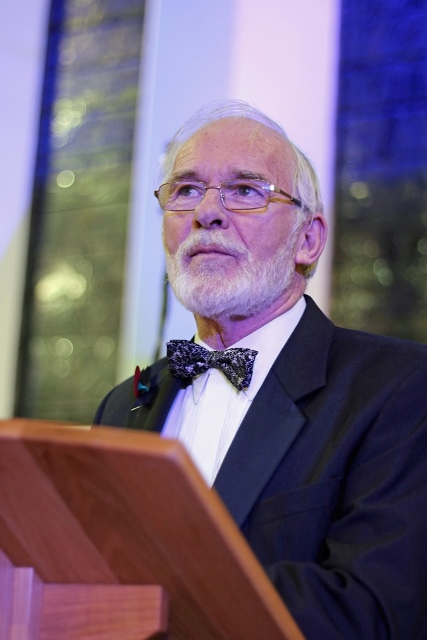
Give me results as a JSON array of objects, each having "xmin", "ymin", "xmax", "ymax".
[{"xmin": 167, "ymin": 339, "xmax": 258, "ymax": 391}]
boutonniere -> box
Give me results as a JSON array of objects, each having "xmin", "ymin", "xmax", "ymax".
[{"xmin": 133, "ymin": 366, "xmax": 157, "ymax": 405}]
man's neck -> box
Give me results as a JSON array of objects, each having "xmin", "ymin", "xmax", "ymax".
[{"xmin": 194, "ymin": 287, "xmax": 305, "ymax": 349}]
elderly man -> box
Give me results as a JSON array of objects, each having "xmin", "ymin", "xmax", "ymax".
[{"xmin": 95, "ymin": 101, "xmax": 427, "ymax": 639}]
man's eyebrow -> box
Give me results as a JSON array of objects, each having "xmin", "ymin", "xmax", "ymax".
[
  {"xmin": 169, "ymin": 168, "xmax": 271, "ymax": 182},
  {"xmin": 231, "ymin": 169, "xmax": 269, "ymax": 181},
  {"xmin": 169, "ymin": 170, "xmax": 201, "ymax": 182}
]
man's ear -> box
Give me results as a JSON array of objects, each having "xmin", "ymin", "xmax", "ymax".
[{"xmin": 295, "ymin": 213, "xmax": 328, "ymax": 268}]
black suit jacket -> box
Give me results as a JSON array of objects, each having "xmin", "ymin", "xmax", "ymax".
[{"xmin": 94, "ymin": 296, "xmax": 427, "ymax": 639}]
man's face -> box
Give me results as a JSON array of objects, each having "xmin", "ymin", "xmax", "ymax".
[{"xmin": 162, "ymin": 117, "xmax": 307, "ymax": 319}]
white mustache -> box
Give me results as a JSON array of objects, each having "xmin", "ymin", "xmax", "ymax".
[{"xmin": 176, "ymin": 230, "xmax": 249, "ymax": 260}]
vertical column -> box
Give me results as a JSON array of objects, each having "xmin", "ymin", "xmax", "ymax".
[
  {"xmin": 0, "ymin": 0, "xmax": 50, "ymax": 418},
  {"xmin": 228, "ymin": 0, "xmax": 341, "ymax": 313}
]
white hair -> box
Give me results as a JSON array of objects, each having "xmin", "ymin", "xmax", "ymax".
[{"xmin": 161, "ymin": 99, "xmax": 324, "ymax": 216}]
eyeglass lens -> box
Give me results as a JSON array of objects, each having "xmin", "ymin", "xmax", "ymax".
[{"xmin": 159, "ymin": 180, "xmax": 270, "ymax": 211}]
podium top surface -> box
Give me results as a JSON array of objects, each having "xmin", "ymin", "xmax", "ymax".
[{"xmin": 0, "ymin": 419, "xmax": 304, "ymax": 640}]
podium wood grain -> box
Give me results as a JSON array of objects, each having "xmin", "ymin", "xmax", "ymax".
[{"xmin": 0, "ymin": 419, "xmax": 304, "ymax": 640}]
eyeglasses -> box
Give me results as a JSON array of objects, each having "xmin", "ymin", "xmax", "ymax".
[{"xmin": 154, "ymin": 179, "xmax": 303, "ymax": 212}]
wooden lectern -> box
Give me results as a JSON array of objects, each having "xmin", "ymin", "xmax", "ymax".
[{"xmin": 0, "ymin": 419, "xmax": 304, "ymax": 639}]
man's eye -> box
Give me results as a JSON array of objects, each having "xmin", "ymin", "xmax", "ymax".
[
  {"xmin": 175, "ymin": 183, "xmax": 201, "ymax": 197},
  {"xmin": 237, "ymin": 184, "xmax": 254, "ymax": 197},
  {"xmin": 230, "ymin": 182, "xmax": 263, "ymax": 198}
]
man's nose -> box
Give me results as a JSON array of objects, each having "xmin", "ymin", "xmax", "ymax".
[{"xmin": 193, "ymin": 186, "xmax": 230, "ymax": 229}]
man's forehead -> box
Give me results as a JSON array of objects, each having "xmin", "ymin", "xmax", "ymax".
[
  {"xmin": 172, "ymin": 117, "xmax": 294, "ymax": 180},
  {"xmin": 181, "ymin": 116, "xmax": 286, "ymax": 150}
]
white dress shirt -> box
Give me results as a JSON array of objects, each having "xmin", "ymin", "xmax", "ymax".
[{"xmin": 161, "ymin": 297, "xmax": 306, "ymax": 486}]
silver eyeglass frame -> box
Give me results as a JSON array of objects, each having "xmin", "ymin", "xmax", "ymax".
[{"xmin": 154, "ymin": 180, "xmax": 304, "ymax": 212}]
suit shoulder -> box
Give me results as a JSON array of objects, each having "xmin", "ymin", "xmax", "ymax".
[
  {"xmin": 301, "ymin": 295, "xmax": 427, "ymax": 376},
  {"xmin": 328, "ymin": 324, "xmax": 427, "ymax": 390},
  {"xmin": 93, "ymin": 356, "xmax": 169, "ymax": 428},
  {"xmin": 93, "ymin": 376, "xmax": 134, "ymax": 427},
  {"xmin": 333, "ymin": 324, "xmax": 427, "ymax": 358}
]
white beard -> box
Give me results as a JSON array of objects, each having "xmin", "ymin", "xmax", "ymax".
[{"xmin": 164, "ymin": 222, "xmax": 302, "ymax": 319}]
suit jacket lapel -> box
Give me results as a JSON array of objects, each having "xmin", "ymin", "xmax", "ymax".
[
  {"xmin": 213, "ymin": 296, "xmax": 334, "ymax": 527},
  {"xmin": 213, "ymin": 372, "xmax": 306, "ymax": 527}
]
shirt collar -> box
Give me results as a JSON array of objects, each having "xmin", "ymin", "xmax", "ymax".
[{"xmin": 193, "ymin": 297, "xmax": 306, "ymax": 401}]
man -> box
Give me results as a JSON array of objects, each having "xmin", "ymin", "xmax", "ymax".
[{"xmin": 95, "ymin": 100, "xmax": 427, "ymax": 639}]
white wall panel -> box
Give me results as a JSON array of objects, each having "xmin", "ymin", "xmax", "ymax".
[{"xmin": 0, "ymin": 0, "xmax": 50, "ymax": 417}]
